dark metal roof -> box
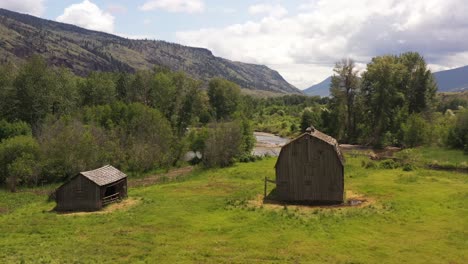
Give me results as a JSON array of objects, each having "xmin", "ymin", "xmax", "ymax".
[{"xmin": 80, "ymin": 165, "xmax": 127, "ymax": 186}]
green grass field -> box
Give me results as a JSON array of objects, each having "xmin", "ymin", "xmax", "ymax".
[{"xmin": 0, "ymin": 154, "xmax": 467, "ymax": 263}]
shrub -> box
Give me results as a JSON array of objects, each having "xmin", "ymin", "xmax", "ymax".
[
  {"xmin": 203, "ymin": 122, "xmax": 242, "ymax": 168},
  {"xmin": 380, "ymin": 159, "xmax": 399, "ymax": 169},
  {"xmin": 0, "ymin": 120, "xmax": 31, "ymax": 142},
  {"xmin": 402, "ymin": 114, "xmax": 428, "ymax": 147},
  {"xmin": 0, "ymin": 135, "xmax": 40, "ymax": 190}
]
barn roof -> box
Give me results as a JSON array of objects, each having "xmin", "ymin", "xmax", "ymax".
[
  {"xmin": 80, "ymin": 165, "xmax": 127, "ymax": 186},
  {"xmin": 310, "ymin": 129, "xmax": 344, "ymax": 164},
  {"xmin": 279, "ymin": 128, "xmax": 344, "ymax": 165}
]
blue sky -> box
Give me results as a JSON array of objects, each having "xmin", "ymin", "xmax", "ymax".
[{"xmin": 1, "ymin": 0, "xmax": 468, "ymax": 89}]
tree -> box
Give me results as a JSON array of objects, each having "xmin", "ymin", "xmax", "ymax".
[
  {"xmin": 0, "ymin": 119, "xmax": 31, "ymax": 142},
  {"xmin": 329, "ymin": 58, "xmax": 360, "ymax": 141},
  {"xmin": 447, "ymin": 109, "xmax": 468, "ymax": 152},
  {"xmin": 13, "ymin": 56, "xmax": 56, "ymax": 127},
  {"xmin": 360, "ymin": 55, "xmax": 407, "ymax": 147},
  {"xmin": 301, "ymin": 108, "xmax": 321, "ymax": 132},
  {"xmin": 202, "ymin": 122, "xmax": 243, "ymax": 168},
  {"xmin": 360, "ymin": 53, "xmax": 437, "ymax": 147},
  {"xmin": 399, "ymin": 52, "xmax": 437, "ymax": 114},
  {"xmin": 402, "ymin": 114, "xmax": 428, "ymax": 147},
  {"xmin": 78, "ymin": 72, "xmax": 116, "ymax": 106},
  {"xmin": 208, "ymin": 78, "xmax": 241, "ymax": 120},
  {"xmin": 0, "ymin": 62, "xmax": 17, "ymax": 121},
  {"xmin": 0, "ymin": 135, "xmax": 40, "ymax": 190},
  {"xmin": 116, "ymin": 72, "xmax": 133, "ymax": 102}
]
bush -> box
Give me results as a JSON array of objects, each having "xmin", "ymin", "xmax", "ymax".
[
  {"xmin": 402, "ymin": 114, "xmax": 428, "ymax": 147},
  {"xmin": 0, "ymin": 120, "xmax": 31, "ymax": 142},
  {"xmin": 203, "ymin": 122, "xmax": 242, "ymax": 168},
  {"xmin": 0, "ymin": 135, "xmax": 40, "ymax": 190},
  {"xmin": 447, "ymin": 109, "xmax": 468, "ymax": 152},
  {"xmin": 379, "ymin": 159, "xmax": 399, "ymax": 169}
]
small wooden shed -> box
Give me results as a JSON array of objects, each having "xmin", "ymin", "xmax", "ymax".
[
  {"xmin": 55, "ymin": 165, "xmax": 127, "ymax": 211},
  {"xmin": 274, "ymin": 127, "xmax": 344, "ymax": 204}
]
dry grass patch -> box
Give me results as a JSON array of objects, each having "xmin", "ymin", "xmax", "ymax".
[
  {"xmin": 248, "ymin": 190, "xmax": 376, "ymax": 213},
  {"xmin": 59, "ymin": 197, "xmax": 141, "ymax": 216}
]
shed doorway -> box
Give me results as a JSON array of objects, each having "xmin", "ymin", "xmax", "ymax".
[{"xmin": 105, "ymin": 185, "xmax": 116, "ymax": 197}]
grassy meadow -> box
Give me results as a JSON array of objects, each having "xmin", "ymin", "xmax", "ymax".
[{"xmin": 0, "ymin": 153, "xmax": 467, "ymax": 263}]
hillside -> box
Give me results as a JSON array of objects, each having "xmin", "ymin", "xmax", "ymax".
[
  {"xmin": 0, "ymin": 8, "xmax": 301, "ymax": 95},
  {"xmin": 303, "ymin": 76, "xmax": 332, "ymax": 97},
  {"xmin": 434, "ymin": 65, "xmax": 468, "ymax": 92}
]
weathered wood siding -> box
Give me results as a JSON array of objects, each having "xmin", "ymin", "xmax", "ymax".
[
  {"xmin": 56, "ymin": 175, "xmax": 101, "ymax": 211},
  {"xmin": 275, "ymin": 134, "xmax": 344, "ymax": 203}
]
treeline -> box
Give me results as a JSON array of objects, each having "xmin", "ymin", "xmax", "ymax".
[
  {"xmin": 0, "ymin": 56, "xmax": 254, "ymax": 191},
  {"xmin": 321, "ymin": 52, "xmax": 467, "ymax": 150},
  {"xmin": 248, "ymin": 52, "xmax": 467, "ymax": 151}
]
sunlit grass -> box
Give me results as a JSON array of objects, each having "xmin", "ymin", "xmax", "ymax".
[{"xmin": 0, "ymin": 154, "xmax": 467, "ymax": 263}]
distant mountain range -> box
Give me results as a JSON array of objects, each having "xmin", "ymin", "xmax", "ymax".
[
  {"xmin": 0, "ymin": 8, "xmax": 302, "ymax": 95},
  {"xmin": 304, "ymin": 65, "xmax": 468, "ymax": 97},
  {"xmin": 303, "ymin": 76, "xmax": 332, "ymax": 97},
  {"xmin": 433, "ymin": 66, "xmax": 468, "ymax": 93}
]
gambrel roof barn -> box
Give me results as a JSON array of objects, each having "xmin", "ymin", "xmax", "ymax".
[{"xmin": 274, "ymin": 127, "xmax": 344, "ymax": 204}]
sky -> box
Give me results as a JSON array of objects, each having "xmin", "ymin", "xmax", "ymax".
[{"xmin": 1, "ymin": 0, "xmax": 468, "ymax": 89}]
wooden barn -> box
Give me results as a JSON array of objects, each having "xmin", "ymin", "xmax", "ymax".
[
  {"xmin": 55, "ymin": 165, "xmax": 128, "ymax": 211},
  {"xmin": 274, "ymin": 127, "xmax": 344, "ymax": 204}
]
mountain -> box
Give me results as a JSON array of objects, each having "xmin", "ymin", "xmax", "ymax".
[
  {"xmin": 434, "ymin": 65, "xmax": 468, "ymax": 92},
  {"xmin": 0, "ymin": 8, "xmax": 301, "ymax": 95},
  {"xmin": 303, "ymin": 76, "xmax": 332, "ymax": 97}
]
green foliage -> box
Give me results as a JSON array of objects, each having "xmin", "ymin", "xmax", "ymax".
[
  {"xmin": 39, "ymin": 117, "xmax": 113, "ymax": 182},
  {"xmin": 208, "ymin": 78, "xmax": 241, "ymax": 120},
  {"xmin": 300, "ymin": 108, "xmax": 322, "ymax": 132},
  {"xmin": 12, "ymin": 56, "xmax": 58, "ymax": 126},
  {"xmin": 202, "ymin": 122, "xmax": 243, "ymax": 167},
  {"xmin": 380, "ymin": 159, "xmax": 401, "ymax": 169},
  {"xmin": 82, "ymin": 102, "xmax": 176, "ymax": 172},
  {"xmin": 78, "ymin": 72, "xmax": 116, "ymax": 106},
  {"xmin": 402, "ymin": 113, "xmax": 428, "ymax": 147},
  {"xmin": 0, "ymin": 135, "xmax": 40, "ymax": 190},
  {"xmin": 447, "ymin": 109, "xmax": 468, "ymax": 152},
  {"xmin": 0, "ymin": 119, "xmax": 31, "ymax": 142},
  {"xmin": 328, "ymin": 58, "xmax": 360, "ymax": 141}
]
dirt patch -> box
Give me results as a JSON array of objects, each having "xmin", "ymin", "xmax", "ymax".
[
  {"xmin": 248, "ymin": 190, "xmax": 375, "ymax": 212},
  {"xmin": 59, "ymin": 198, "xmax": 141, "ymax": 216},
  {"xmin": 129, "ymin": 166, "xmax": 194, "ymax": 187}
]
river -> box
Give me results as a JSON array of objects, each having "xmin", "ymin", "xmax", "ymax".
[{"xmin": 252, "ymin": 132, "xmax": 290, "ymax": 157}]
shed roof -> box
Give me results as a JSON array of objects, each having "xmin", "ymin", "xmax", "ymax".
[{"xmin": 80, "ymin": 165, "xmax": 127, "ymax": 186}]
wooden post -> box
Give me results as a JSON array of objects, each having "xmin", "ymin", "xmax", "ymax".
[{"xmin": 264, "ymin": 177, "xmax": 267, "ymax": 198}]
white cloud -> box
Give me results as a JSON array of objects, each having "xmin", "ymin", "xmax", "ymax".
[
  {"xmin": 139, "ymin": 0, "xmax": 204, "ymax": 13},
  {"xmin": 177, "ymin": 0, "xmax": 468, "ymax": 89},
  {"xmin": 57, "ymin": 0, "xmax": 115, "ymax": 33},
  {"xmin": 0, "ymin": 0, "xmax": 45, "ymax": 16},
  {"xmin": 248, "ymin": 4, "xmax": 288, "ymax": 18}
]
